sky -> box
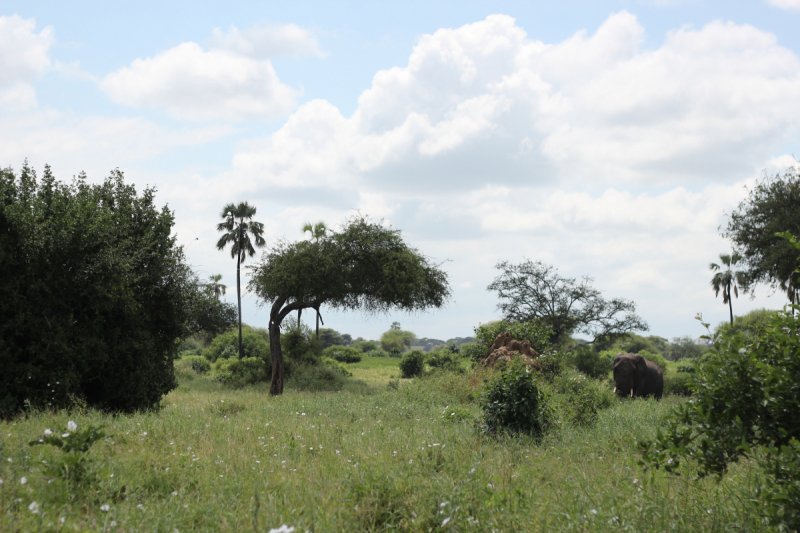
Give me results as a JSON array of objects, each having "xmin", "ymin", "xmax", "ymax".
[{"xmin": 3, "ymin": 0, "xmax": 800, "ymax": 342}]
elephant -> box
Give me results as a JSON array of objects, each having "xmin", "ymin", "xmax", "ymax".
[{"xmin": 612, "ymin": 353, "xmax": 663, "ymax": 400}]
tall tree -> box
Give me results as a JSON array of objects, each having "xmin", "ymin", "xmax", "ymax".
[
  {"xmin": 248, "ymin": 215, "xmax": 450, "ymax": 395},
  {"xmin": 723, "ymin": 168, "xmax": 800, "ymax": 304},
  {"xmin": 216, "ymin": 202, "xmax": 265, "ymax": 360},
  {"xmin": 206, "ymin": 274, "xmax": 227, "ymax": 300},
  {"xmin": 487, "ymin": 260, "xmax": 648, "ymax": 347},
  {"xmin": 710, "ymin": 251, "xmax": 745, "ymax": 327}
]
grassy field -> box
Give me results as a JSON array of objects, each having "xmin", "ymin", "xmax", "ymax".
[{"xmin": 0, "ymin": 358, "xmax": 767, "ymax": 532}]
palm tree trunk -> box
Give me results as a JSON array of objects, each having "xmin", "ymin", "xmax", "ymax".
[
  {"xmin": 728, "ymin": 286, "xmax": 734, "ymax": 327},
  {"xmin": 237, "ymin": 238, "xmax": 243, "ymax": 361}
]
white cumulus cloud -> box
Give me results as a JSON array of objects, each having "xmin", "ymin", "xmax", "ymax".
[
  {"xmin": 101, "ymin": 23, "xmax": 320, "ymax": 121},
  {"xmin": 0, "ymin": 15, "xmax": 54, "ymax": 110},
  {"xmin": 765, "ymin": 0, "xmax": 800, "ymax": 11}
]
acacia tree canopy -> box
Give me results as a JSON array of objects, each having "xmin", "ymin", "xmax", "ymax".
[
  {"xmin": 723, "ymin": 168, "xmax": 800, "ymax": 303},
  {"xmin": 487, "ymin": 260, "xmax": 648, "ymax": 346},
  {"xmin": 248, "ymin": 216, "xmax": 450, "ymax": 395}
]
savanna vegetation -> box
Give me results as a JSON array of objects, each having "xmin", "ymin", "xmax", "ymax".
[{"xmin": 2, "ymin": 163, "xmax": 799, "ymax": 531}]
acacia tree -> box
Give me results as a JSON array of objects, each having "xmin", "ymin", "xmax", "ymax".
[
  {"xmin": 487, "ymin": 260, "xmax": 648, "ymax": 346},
  {"xmin": 710, "ymin": 251, "xmax": 745, "ymax": 327},
  {"xmin": 724, "ymin": 168, "xmax": 800, "ymax": 304},
  {"xmin": 248, "ymin": 216, "xmax": 450, "ymax": 395},
  {"xmin": 216, "ymin": 202, "xmax": 265, "ymax": 360}
]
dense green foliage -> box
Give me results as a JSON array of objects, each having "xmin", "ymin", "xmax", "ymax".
[
  {"xmin": 549, "ymin": 369, "xmax": 614, "ymax": 427},
  {"xmin": 425, "ymin": 349, "xmax": 462, "ymax": 372},
  {"xmin": 641, "ymin": 308, "xmax": 800, "ymax": 528},
  {"xmin": 321, "ymin": 346, "xmax": 363, "ymax": 363},
  {"xmin": 724, "ymin": 168, "xmax": 800, "ymax": 302},
  {"xmin": 398, "ymin": 350, "xmax": 426, "ymax": 378},
  {"xmin": 181, "ymin": 356, "xmax": 211, "ymax": 374},
  {"xmin": 479, "ymin": 358, "xmax": 553, "ymax": 438},
  {"xmin": 668, "ymin": 335, "xmax": 704, "ymax": 360},
  {"xmin": 212, "ymin": 357, "xmax": 270, "ymax": 388},
  {"xmin": 570, "ymin": 347, "xmax": 614, "ymax": 379},
  {"xmin": 0, "ymin": 164, "xmax": 205, "ymax": 417},
  {"xmin": 353, "ymin": 340, "xmax": 378, "ymax": 352},
  {"xmin": 203, "ymin": 326, "xmax": 270, "ymax": 362},
  {"xmin": 318, "ymin": 328, "xmax": 353, "ymax": 349},
  {"xmin": 280, "ymin": 318, "xmax": 322, "ymax": 366},
  {"xmin": 379, "ymin": 328, "xmax": 416, "ymax": 352},
  {"xmin": 488, "ymin": 260, "xmax": 648, "ymax": 345}
]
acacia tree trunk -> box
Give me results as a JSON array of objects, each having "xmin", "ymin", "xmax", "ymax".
[{"xmin": 268, "ymin": 317, "xmax": 284, "ymax": 395}]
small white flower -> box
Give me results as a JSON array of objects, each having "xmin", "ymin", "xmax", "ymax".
[
  {"xmin": 440, "ymin": 502, "xmax": 449, "ymax": 508},
  {"xmin": 62, "ymin": 433, "xmax": 70, "ymax": 438},
  {"xmin": 590, "ymin": 509, "xmax": 597, "ymax": 515},
  {"xmin": 29, "ymin": 501, "xmax": 39, "ymax": 513},
  {"xmin": 267, "ymin": 525, "xmax": 295, "ymax": 533},
  {"xmin": 20, "ymin": 477, "xmax": 27, "ymax": 485},
  {"xmin": 171, "ymin": 491, "xmax": 178, "ymax": 496},
  {"xmin": 59, "ymin": 516, "xmax": 66, "ymax": 523},
  {"xmin": 667, "ymin": 458, "xmax": 673, "ymax": 464},
  {"xmin": 442, "ymin": 517, "xmax": 451, "ymax": 526},
  {"xmin": 110, "ymin": 521, "xmax": 117, "ymax": 527},
  {"xmin": 707, "ymin": 510, "xmax": 712, "ymax": 514},
  {"xmin": 67, "ymin": 421, "xmax": 77, "ymax": 432},
  {"xmin": 633, "ymin": 478, "xmax": 638, "ymax": 484},
  {"xmin": 100, "ymin": 504, "xmax": 110, "ymax": 512},
  {"xmin": 44, "ymin": 429, "xmax": 52, "ymax": 436},
  {"xmin": 142, "ymin": 432, "xmax": 147, "ymax": 436}
]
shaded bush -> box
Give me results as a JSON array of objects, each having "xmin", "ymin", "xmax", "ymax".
[
  {"xmin": 212, "ymin": 357, "xmax": 269, "ymax": 388},
  {"xmin": 322, "ymin": 345, "xmax": 362, "ymax": 363},
  {"xmin": 399, "ymin": 350, "xmax": 426, "ymax": 378},
  {"xmin": 639, "ymin": 350, "xmax": 668, "ymax": 373},
  {"xmin": 286, "ymin": 364, "xmax": 347, "ymax": 392},
  {"xmin": 181, "ymin": 355, "xmax": 211, "ymax": 374},
  {"xmin": 571, "ymin": 346, "xmax": 614, "ymax": 379},
  {"xmin": 676, "ymin": 362, "xmax": 696, "ymax": 374},
  {"xmin": 550, "ymin": 368, "xmax": 614, "ymax": 427},
  {"xmin": 320, "ymin": 357, "xmax": 353, "ymax": 377},
  {"xmin": 204, "ymin": 326, "xmax": 270, "ymax": 363},
  {"xmin": 663, "ymin": 373, "xmax": 694, "ymax": 396},
  {"xmin": 353, "ymin": 340, "xmax": 378, "ymax": 353},
  {"xmin": 537, "ymin": 351, "xmax": 566, "ymax": 381},
  {"xmin": 426, "ymin": 350, "xmax": 462, "ymax": 373},
  {"xmin": 281, "ymin": 317, "xmax": 321, "ymax": 365},
  {"xmin": 366, "ymin": 348, "xmax": 390, "ymax": 358},
  {"xmin": 479, "ymin": 358, "xmax": 553, "ymax": 438}
]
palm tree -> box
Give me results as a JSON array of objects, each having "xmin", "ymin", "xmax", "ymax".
[
  {"xmin": 710, "ymin": 251, "xmax": 745, "ymax": 327},
  {"xmin": 207, "ymin": 274, "xmax": 227, "ymax": 300},
  {"xmin": 216, "ymin": 202, "xmax": 266, "ymax": 360}
]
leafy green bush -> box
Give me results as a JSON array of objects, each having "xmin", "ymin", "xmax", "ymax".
[
  {"xmin": 537, "ymin": 351, "xmax": 566, "ymax": 381},
  {"xmin": 0, "ymin": 165, "xmax": 202, "ymax": 417},
  {"xmin": 380, "ymin": 329, "xmax": 415, "ymax": 352},
  {"xmin": 675, "ymin": 362, "xmax": 696, "ymax": 374},
  {"xmin": 204, "ymin": 326, "xmax": 270, "ymax": 362},
  {"xmin": 212, "ymin": 357, "xmax": 269, "ymax": 388},
  {"xmin": 181, "ymin": 355, "xmax": 211, "ymax": 374},
  {"xmin": 640, "ymin": 306, "xmax": 800, "ymax": 530},
  {"xmin": 29, "ymin": 420, "xmax": 108, "ymax": 489},
  {"xmin": 468, "ymin": 319, "xmax": 552, "ymax": 362},
  {"xmin": 353, "ymin": 340, "xmax": 378, "ymax": 353},
  {"xmin": 388, "ymin": 347, "xmax": 403, "ymax": 358},
  {"xmin": 399, "ymin": 350, "xmax": 426, "ymax": 378},
  {"xmin": 550, "ymin": 368, "xmax": 614, "ymax": 427},
  {"xmin": 321, "ymin": 345, "xmax": 362, "ymax": 363},
  {"xmin": 571, "ymin": 346, "xmax": 614, "ymax": 379},
  {"xmin": 286, "ymin": 364, "xmax": 347, "ymax": 392},
  {"xmin": 280, "ymin": 318, "xmax": 321, "ymax": 365},
  {"xmin": 478, "ymin": 358, "xmax": 553, "ymax": 438},
  {"xmin": 366, "ymin": 349, "xmax": 390, "ymax": 358},
  {"xmin": 320, "ymin": 357, "xmax": 353, "ymax": 377},
  {"xmin": 426, "ymin": 350, "xmax": 461, "ymax": 372},
  {"xmin": 663, "ymin": 373, "xmax": 694, "ymax": 396}
]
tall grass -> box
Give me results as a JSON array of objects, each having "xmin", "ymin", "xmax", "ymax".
[{"xmin": 0, "ymin": 369, "xmax": 767, "ymax": 532}]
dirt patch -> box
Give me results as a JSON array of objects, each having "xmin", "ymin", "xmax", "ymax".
[{"xmin": 481, "ymin": 332, "xmax": 540, "ymax": 370}]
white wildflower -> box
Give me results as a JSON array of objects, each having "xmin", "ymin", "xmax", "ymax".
[
  {"xmin": 100, "ymin": 504, "xmax": 110, "ymax": 512},
  {"xmin": 67, "ymin": 421, "xmax": 77, "ymax": 432},
  {"xmin": 20, "ymin": 477, "xmax": 27, "ymax": 485},
  {"xmin": 62, "ymin": 433, "xmax": 70, "ymax": 438},
  {"xmin": 28, "ymin": 501, "xmax": 39, "ymax": 513},
  {"xmin": 267, "ymin": 525, "xmax": 295, "ymax": 533},
  {"xmin": 441, "ymin": 517, "xmax": 451, "ymax": 527},
  {"xmin": 44, "ymin": 429, "xmax": 52, "ymax": 436},
  {"xmin": 590, "ymin": 509, "xmax": 597, "ymax": 515},
  {"xmin": 110, "ymin": 521, "xmax": 117, "ymax": 527}
]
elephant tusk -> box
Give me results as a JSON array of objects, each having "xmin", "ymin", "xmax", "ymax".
[
  {"xmin": 631, "ymin": 388, "xmax": 634, "ymax": 398},
  {"xmin": 613, "ymin": 387, "xmax": 616, "ymax": 394}
]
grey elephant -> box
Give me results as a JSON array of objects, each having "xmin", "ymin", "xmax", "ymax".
[{"xmin": 612, "ymin": 353, "xmax": 663, "ymax": 400}]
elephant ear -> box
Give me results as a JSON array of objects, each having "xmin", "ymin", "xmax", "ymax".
[{"xmin": 634, "ymin": 354, "xmax": 647, "ymax": 386}]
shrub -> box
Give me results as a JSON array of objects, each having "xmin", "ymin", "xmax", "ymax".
[
  {"xmin": 366, "ymin": 348, "xmax": 390, "ymax": 358},
  {"xmin": 388, "ymin": 347, "xmax": 404, "ymax": 358},
  {"xmin": 281, "ymin": 317, "xmax": 321, "ymax": 365},
  {"xmin": 353, "ymin": 340, "xmax": 378, "ymax": 353},
  {"xmin": 675, "ymin": 362, "xmax": 696, "ymax": 374},
  {"xmin": 212, "ymin": 357, "xmax": 269, "ymax": 388},
  {"xmin": 0, "ymin": 164, "xmax": 206, "ymax": 417},
  {"xmin": 537, "ymin": 350, "xmax": 567, "ymax": 381},
  {"xmin": 181, "ymin": 355, "xmax": 211, "ymax": 374},
  {"xmin": 380, "ymin": 329, "xmax": 415, "ymax": 352},
  {"xmin": 550, "ymin": 368, "xmax": 614, "ymax": 427},
  {"xmin": 640, "ymin": 305, "xmax": 800, "ymax": 530},
  {"xmin": 204, "ymin": 326, "xmax": 270, "ymax": 362},
  {"xmin": 468, "ymin": 319, "xmax": 553, "ymax": 362},
  {"xmin": 286, "ymin": 364, "xmax": 347, "ymax": 392},
  {"xmin": 663, "ymin": 373, "xmax": 694, "ymax": 396},
  {"xmin": 399, "ymin": 350, "xmax": 426, "ymax": 378},
  {"xmin": 426, "ymin": 350, "xmax": 462, "ymax": 372},
  {"xmin": 479, "ymin": 358, "xmax": 553, "ymax": 438},
  {"xmin": 322, "ymin": 345, "xmax": 362, "ymax": 363},
  {"xmin": 320, "ymin": 357, "xmax": 353, "ymax": 377},
  {"xmin": 572, "ymin": 346, "xmax": 614, "ymax": 379}
]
